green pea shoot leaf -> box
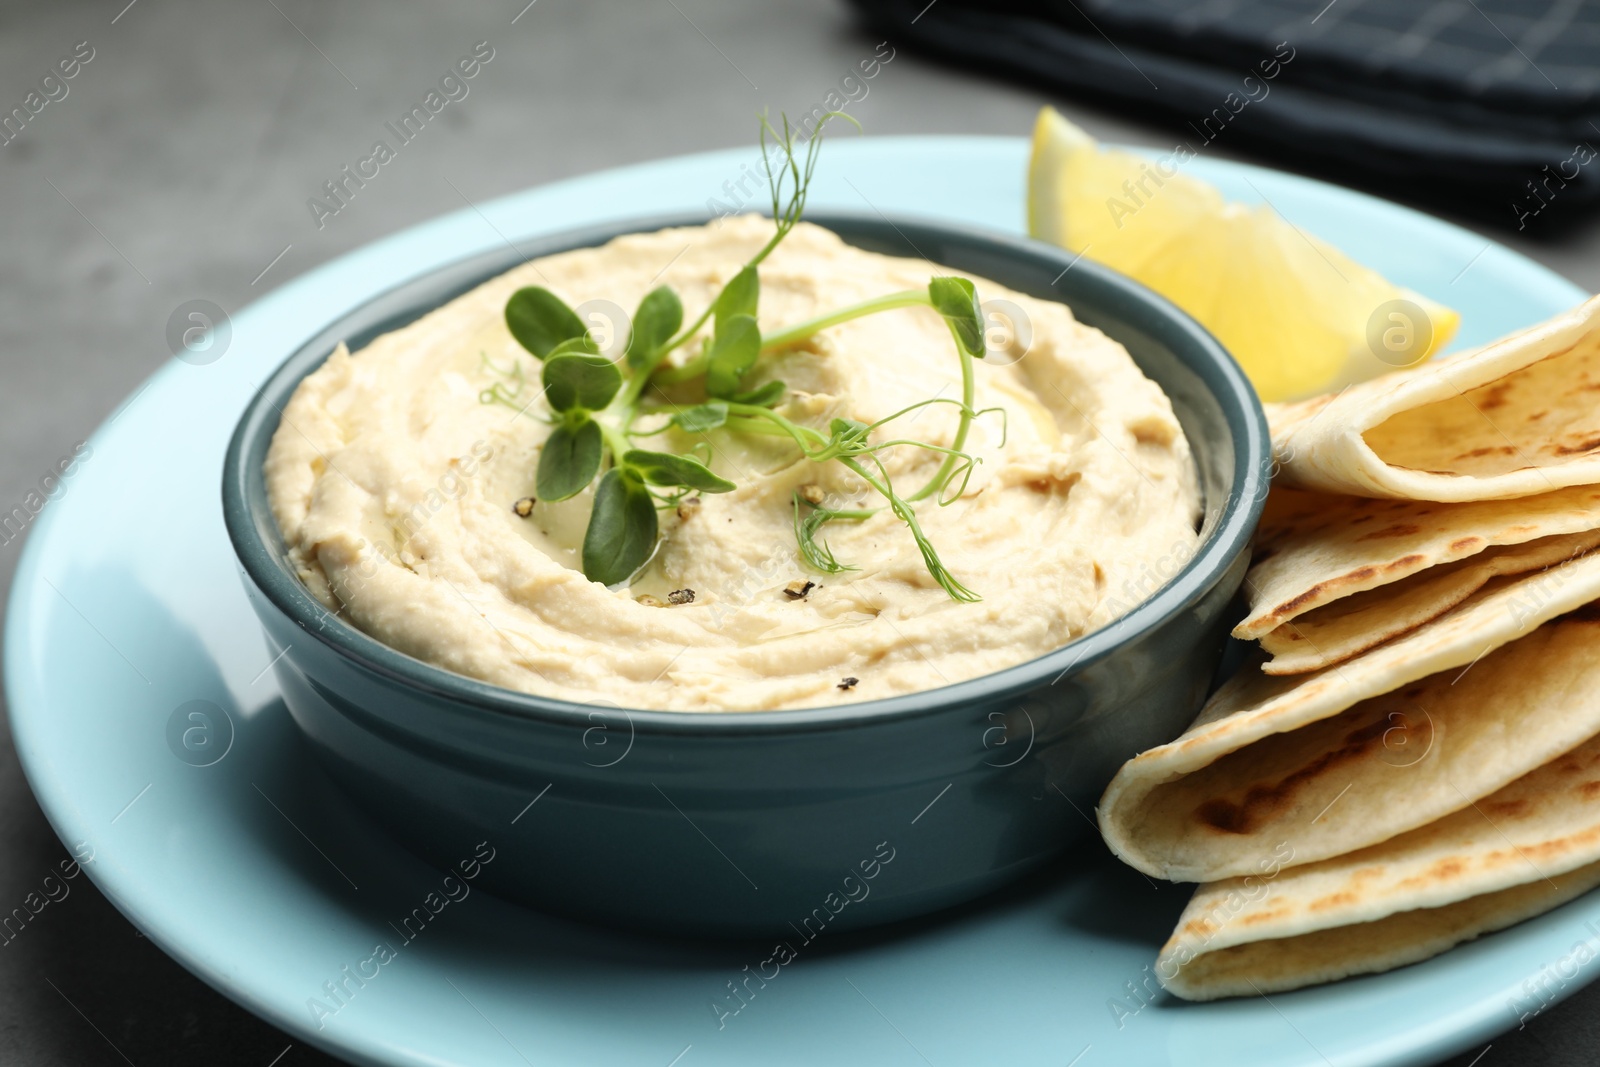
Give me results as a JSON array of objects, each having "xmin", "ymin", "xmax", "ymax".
[
  {"xmin": 506, "ymin": 287, "xmax": 596, "ymax": 359},
  {"xmin": 626, "ymin": 286, "xmax": 683, "ymax": 371},
  {"xmin": 712, "ymin": 266, "xmax": 759, "ymax": 326},
  {"xmin": 704, "ymin": 314, "xmax": 762, "ymax": 398},
  {"xmin": 928, "ymin": 276, "xmax": 984, "ymax": 358},
  {"xmin": 536, "ymin": 417, "xmax": 603, "ymax": 501},
  {"xmin": 582, "ymin": 469, "xmax": 659, "ymax": 585},
  {"xmin": 543, "ymin": 351, "xmax": 622, "ymax": 413},
  {"xmin": 622, "ymin": 449, "xmax": 735, "ymax": 493},
  {"xmin": 671, "ymin": 401, "xmax": 729, "ymax": 433},
  {"xmin": 731, "ymin": 379, "xmax": 785, "ymax": 407}
]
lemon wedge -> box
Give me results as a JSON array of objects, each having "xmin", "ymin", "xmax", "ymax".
[{"xmin": 1027, "ymin": 107, "xmax": 1460, "ymax": 402}]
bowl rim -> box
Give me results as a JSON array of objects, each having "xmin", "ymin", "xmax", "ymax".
[{"xmin": 222, "ymin": 209, "xmax": 1269, "ymax": 736}]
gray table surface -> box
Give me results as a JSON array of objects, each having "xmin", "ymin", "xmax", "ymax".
[{"xmin": 3, "ymin": 1, "xmax": 1598, "ymax": 1064}]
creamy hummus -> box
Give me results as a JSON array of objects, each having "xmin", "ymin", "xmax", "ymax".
[{"xmin": 265, "ymin": 217, "xmax": 1201, "ymax": 710}]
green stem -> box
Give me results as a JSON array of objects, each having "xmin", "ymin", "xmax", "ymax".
[
  {"xmin": 869, "ymin": 440, "xmax": 973, "ymax": 459},
  {"xmin": 618, "ymin": 365, "xmax": 654, "ymax": 408},
  {"xmin": 654, "ymin": 160, "xmax": 819, "ymax": 371},
  {"xmin": 660, "ymin": 304, "xmax": 717, "ymax": 369},
  {"xmin": 840, "ymin": 456, "xmax": 978, "ymax": 602},
  {"xmin": 594, "ymin": 416, "xmax": 632, "ymax": 470},
  {"xmin": 725, "ymin": 403, "xmax": 829, "ymax": 452},
  {"xmin": 723, "ymin": 414, "xmax": 791, "ymax": 438},
  {"xmin": 759, "ymin": 290, "xmax": 930, "ymax": 351},
  {"xmin": 611, "ymin": 354, "xmax": 688, "ymax": 450},
  {"xmin": 906, "ymin": 321, "xmax": 978, "ymax": 503},
  {"xmin": 653, "ymin": 348, "xmax": 713, "ymax": 386},
  {"xmin": 655, "ymin": 289, "xmax": 933, "ymax": 386},
  {"xmin": 838, "ymin": 457, "xmax": 896, "ymax": 509}
]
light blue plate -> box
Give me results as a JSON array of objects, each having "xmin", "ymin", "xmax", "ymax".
[{"xmin": 6, "ymin": 137, "xmax": 1592, "ymax": 1067}]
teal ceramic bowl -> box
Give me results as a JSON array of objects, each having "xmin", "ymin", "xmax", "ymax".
[{"xmin": 221, "ymin": 212, "xmax": 1269, "ymax": 937}]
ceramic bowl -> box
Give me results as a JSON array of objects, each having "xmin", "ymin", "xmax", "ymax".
[{"xmin": 222, "ymin": 211, "xmax": 1269, "ymax": 937}]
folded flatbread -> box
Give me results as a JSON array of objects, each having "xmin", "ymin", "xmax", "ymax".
[
  {"xmin": 1158, "ymin": 727, "xmax": 1600, "ymax": 1000},
  {"xmin": 1259, "ymin": 528, "xmax": 1600, "ymax": 674},
  {"xmin": 1269, "ymin": 295, "xmax": 1600, "ymax": 501},
  {"xmin": 1235, "ymin": 484, "xmax": 1600, "ymax": 642},
  {"xmin": 1097, "ymin": 553, "xmax": 1600, "ymax": 883}
]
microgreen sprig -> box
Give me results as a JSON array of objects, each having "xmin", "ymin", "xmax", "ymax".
[
  {"xmin": 793, "ymin": 496, "xmax": 866, "ymax": 575},
  {"xmin": 485, "ymin": 111, "xmax": 999, "ymax": 599}
]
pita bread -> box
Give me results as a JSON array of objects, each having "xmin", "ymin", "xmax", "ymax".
[
  {"xmin": 1269, "ymin": 295, "xmax": 1600, "ymax": 501},
  {"xmin": 1235, "ymin": 484, "xmax": 1600, "ymax": 642},
  {"xmin": 1097, "ymin": 555, "xmax": 1600, "ymax": 883},
  {"xmin": 1259, "ymin": 528, "xmax": 1600, "ymax": 674},
  {"xmin": 1160, "ymin": 859, "xmax": 1600, "ymax": 1001},
  {"xmin": 1159, "ymin": 726, "xmax": 1600, "ymax": 1000}
]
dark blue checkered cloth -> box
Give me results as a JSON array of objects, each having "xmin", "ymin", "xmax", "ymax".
[{"xmin": 849, "ymin": 0, "xmax": 1600, "ymax": 227}]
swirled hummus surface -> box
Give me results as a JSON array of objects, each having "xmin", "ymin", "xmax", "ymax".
[{"xmin": 265, "ymin": 217, "xmax": 1202, "ymax": 710}]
